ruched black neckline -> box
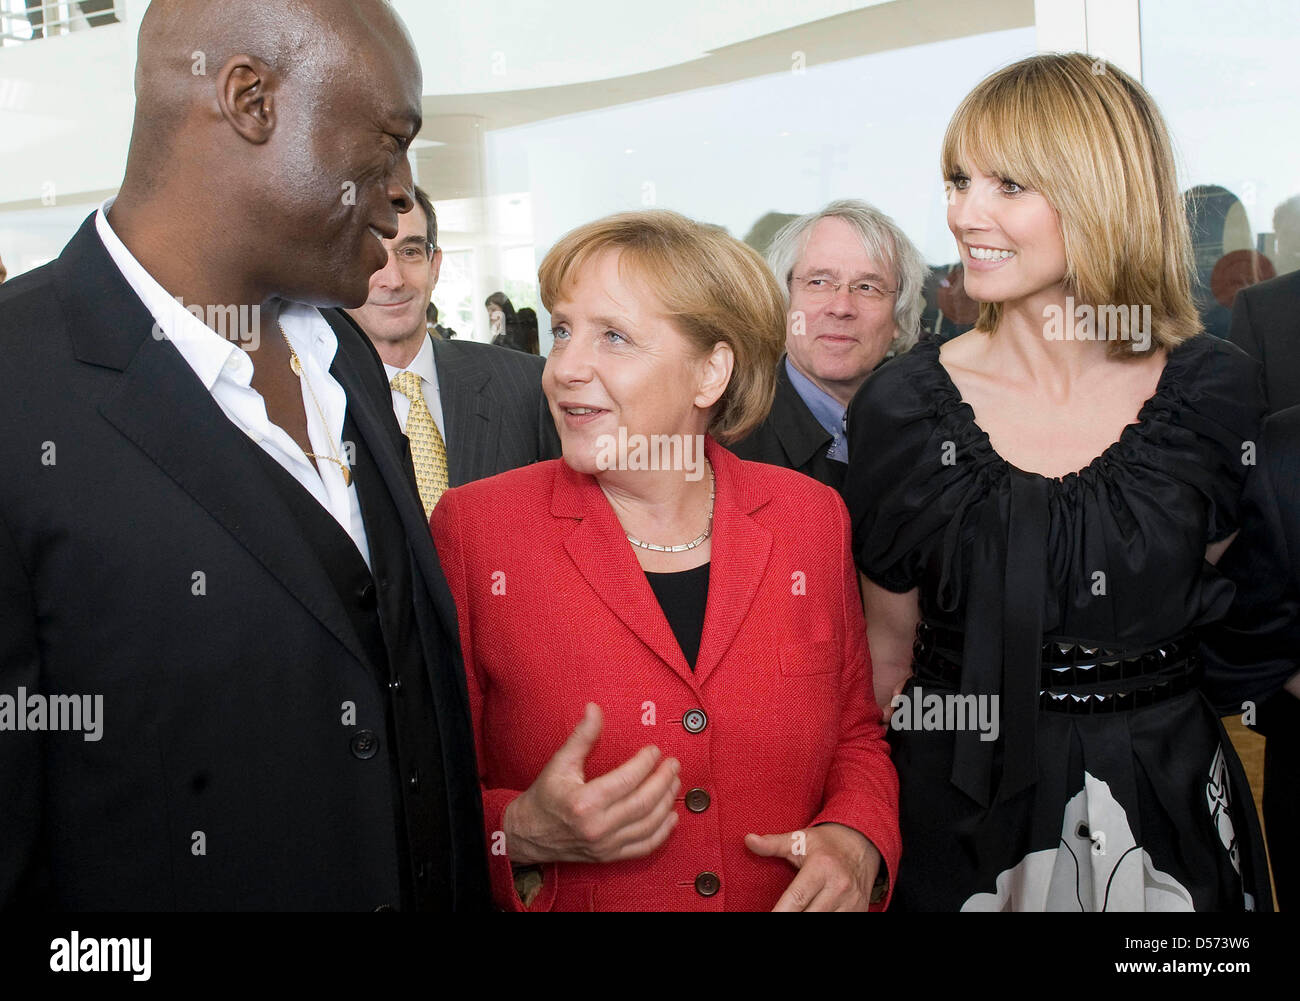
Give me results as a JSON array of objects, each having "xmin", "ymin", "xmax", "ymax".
[{"xmin": 845, "ymin": 333, "xmax": 1265, "ymax": 806}]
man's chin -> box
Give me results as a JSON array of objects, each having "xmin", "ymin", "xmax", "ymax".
[
  {"xmin": 351, "ymin": 310, "xmax": 424, "ymax": 344},
  {"xmin": 805, "ymin": 354, "xmax": 876, "ymax": 387},
  {"xmin": 297, "ymin": 277, "xmax": 373, "ymax": 311},
  {"xmin": 336, "ymin": 278, "xmax": 375, "ymax": 311}
]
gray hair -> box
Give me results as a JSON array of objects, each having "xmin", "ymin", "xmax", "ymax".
[{"xmin": 765, "ymin": 198, "xmax": 926, "ymax": 355}]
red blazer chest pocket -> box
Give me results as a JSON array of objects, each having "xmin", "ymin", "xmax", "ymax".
[{"xmin": 779, "ymin": 639, "xmax": 841, "ymax": 677}]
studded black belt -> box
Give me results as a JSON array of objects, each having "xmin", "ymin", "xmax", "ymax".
[{"xmin": 912, "ymin": 622, "xmax": 1202, "ymax": 715}]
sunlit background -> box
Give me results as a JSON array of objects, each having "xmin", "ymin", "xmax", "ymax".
[{"xmin": 2, "ymin": 0, "xmax": 1297, "ymax": 348}]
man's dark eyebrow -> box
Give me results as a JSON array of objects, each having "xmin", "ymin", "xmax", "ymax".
[
  {"xmin": 379, "ymin": 112, "xmax": 421, "ymax": 148},
  {"xmin": 392, "ymin": 109, "xmax": 422, "ymax": 137},
  {"xmin": 395, "ymin": 235, "xmax": 426, "ymax": 248}
]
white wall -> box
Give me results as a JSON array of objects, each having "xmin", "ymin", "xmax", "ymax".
[
  {"xmin": 0, "ymin": 0, "xmax": 897, "ymax": 279},
  {"xmin": 485, "ymin": 25, "xmax": 1039, "ymax": 353},
  {"xmin": 0, "ymin": 0, "xmax": 889, "ymax": 209},
  {"xmin": 0, "ymin": 0, "xmax": 146, "ymax": 206},
  {"xmin": 396, "ymin": 0, "xmax": 884, "ymax": 94}
]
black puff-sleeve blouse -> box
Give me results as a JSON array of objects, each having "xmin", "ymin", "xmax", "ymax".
[{"xmin": 844, "ymin": 333, "xmax": 1265, "ymax": 802}]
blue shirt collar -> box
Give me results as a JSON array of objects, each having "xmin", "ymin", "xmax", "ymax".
[{"xmin": 784, "ymin": 355, "xmax": 848, "ymax": 462}]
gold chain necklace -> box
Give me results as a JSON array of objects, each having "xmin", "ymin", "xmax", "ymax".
[
  {"xmin": 280, "ymin": 323, "xmax": 352, "ymax": 486},
  {"xmin": 624, "ymin": 460, "xmax": 715, "ymax": 553}
]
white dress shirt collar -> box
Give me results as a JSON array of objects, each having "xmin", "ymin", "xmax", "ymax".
[
  {"xmin": 383, "ymin": 332, "xmax": 437, "ymax": 393},
  {"xmin": 95, "ymin": 197, "xmax": 244, "ymax": 392},
  {"xmin": 92, "ymin": 197, "xmax": 371, "ymax": 568}
]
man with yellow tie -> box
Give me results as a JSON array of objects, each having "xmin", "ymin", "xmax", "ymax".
[{"xmin": 347, "ymin": 186, "xmax": 560, "ymax": 517}]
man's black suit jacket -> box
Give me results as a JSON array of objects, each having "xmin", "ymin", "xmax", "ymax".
[
  {"xmin": 726, "ymin": 355, "xmax": 846, "ymax": 494},
  {"xmin": 1229, "ymin": 269, "xmax": 1300, "ymax": 411},
  {"xmin": 1203, "ymin": 405, "xmax": 1300, "ymax": 714},
  {"xmin": 0, "ymin": 214, "xmax": 490, "ymax": 910},
  {"xmin": 429, "ymin": 336, "xmax": 560, "ymax": 487}
]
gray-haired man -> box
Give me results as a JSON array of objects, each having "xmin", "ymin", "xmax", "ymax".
[{"xmin": 730, "ymin": 199, "xmax": 925, "ymax": 492}]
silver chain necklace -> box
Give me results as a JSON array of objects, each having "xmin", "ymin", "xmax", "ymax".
[{"xmin": 624, "ymin": 460, "xmax": 715, "ymax": 553}]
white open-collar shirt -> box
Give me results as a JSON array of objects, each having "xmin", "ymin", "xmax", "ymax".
[{"xmin": 95, "ymin": 198, "xmax": 372, "ymax": 568}]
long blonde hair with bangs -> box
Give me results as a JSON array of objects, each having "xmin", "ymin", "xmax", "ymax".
[{"xmin": 941, "ymin": 52, "xmax": 1201, "ymax": 356}]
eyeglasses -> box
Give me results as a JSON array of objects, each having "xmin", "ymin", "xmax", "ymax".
[
  {"xmin": 790, "ymin": 275, "xmax": 898, "ymax": 301},
  {"xmin": 393, "ymin": 242, "xmax": 437, "ymax": 266}
]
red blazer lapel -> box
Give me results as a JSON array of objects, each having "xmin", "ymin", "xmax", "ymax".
[
  {"xmin": 693, "ymin": 438, "xmax": 773, "ymax": 685},
  {"xmin": 552, "ymin": 460, "xmax": 697, "ymax": 687},
  {"xmin": 550, "ymin": 438, "xmax": 773, "ymax": 688}
]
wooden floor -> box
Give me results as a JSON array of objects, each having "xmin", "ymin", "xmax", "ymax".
[{"xmin": 1223, "ymin": 716, "xmax": 1279, "ymax": 911}]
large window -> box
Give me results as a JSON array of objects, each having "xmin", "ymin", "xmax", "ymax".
[
  {"xmin": 0, "ymin": 1, "xmax": 120, "ymax": 44},
  {"xmin": 19, "ymin": 0, "xmax": 1297, "ymax": 349},
  {"xmin": 1142, "ymin": 0, "xmax": 1300, "ymax": 335},
  {"xmin": 421, "ymin": 15, "xmax": 1040, "ymax": 348}
]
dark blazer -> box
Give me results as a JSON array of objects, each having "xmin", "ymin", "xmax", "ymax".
[
  {"xmin": 0, "ymin": 214, "xmax": 489, "ymax": 910},
  {"xmin": 1203, "ymin": 406, "xmax": 1300, "ymax": 717},
  {"xmin": 430, "ymin": 336, "xmax": 560, "ymax": 486},
  {"xmin": 727, "ymin": 356, "xmax": 847, "ymax": 494},
  {"xmin": 1229, "ymin": 269, "xmax": 1300, "ymax": 412}
]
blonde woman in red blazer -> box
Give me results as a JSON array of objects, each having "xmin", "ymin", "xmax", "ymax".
[{"xmin": 431, "ymin": 211, "xmax": 900, "ymax": 911}]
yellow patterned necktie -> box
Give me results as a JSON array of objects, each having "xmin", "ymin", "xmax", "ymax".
[{"xmin": 390, "ymin": 370, "xmax": 449, "ymax": 517}]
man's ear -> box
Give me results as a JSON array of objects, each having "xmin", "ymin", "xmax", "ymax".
[
  {"xmin": 430, "ymin": 247, "xmax": 443, "ymax": 289},
  {"xmin": 216, "ymin": 55, "xmax": 277, "ymax": 144}
]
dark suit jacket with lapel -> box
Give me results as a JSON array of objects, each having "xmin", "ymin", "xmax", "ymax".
[
  {"xmin": 1202, "ymin": 406, "xmax": 1300, "ymax": 719},
  {"xmin": 430, "ymin": 337, "xmax": 560, "ymax": 487},
  {"xmin": 1217, "ymin": 272, "xmax": 1300, "ymax": 740},
  {"xmin": 726, "ymin": 355, "xmax": 847, "ymax": 495},
  {"xmin": 0, "ymin": 214, "xmax": 489, "ymax": 910},
  {"xmin": 1229, "ymin": 269, "xmax": 1300, "ymax": 412}
]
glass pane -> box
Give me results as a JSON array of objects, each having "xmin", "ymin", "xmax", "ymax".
[
  {"xmin": 1141, "ymin": 0, "xmax": 1300, "ymax": 335},
  {"xmin": 408, "ymin": 4, "xmax": 1039, "ymax": 353}
]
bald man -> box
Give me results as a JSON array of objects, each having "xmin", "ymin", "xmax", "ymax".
[{"xmin": 0, "ymin": 1, "xmax": 489, "ymax": 911}]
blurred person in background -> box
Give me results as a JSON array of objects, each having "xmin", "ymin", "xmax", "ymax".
[
  {"xmin": 486, "ymin": 290, "xmax": 517, "ymax": 347},
  {"xmin": 1207, "ymin": 229, "xmax": 1300, "ymax": 911},
  {"xmin": 516, "ymin": 306, "xmax": 541, "ymax": 355},
  {"xmin": 346, "ymin": 186, "xmax": 557, "ymax": 516},
  {"xmin": 427, "ymin": 302, "xmax": 457, "ymax": 340},
  {"xmin": 1269, "ymin": 195, "xmax": 1300, "ymax": 278},
  {"xmin": 729, "ymin": 200, "xmax": 925, "ymax": 494},
  {"xmin": 1184, "ymin": 183, "xmax": 1267, "ymax": 340},
  {"xmin": 1201, "ymin": 403, "xmax": 1300, "ymax": 912}
]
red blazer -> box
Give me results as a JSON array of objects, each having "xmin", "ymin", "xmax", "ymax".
[{"xmin": 431, "ymin": 436, "xmax": 900, "ymax": 911}]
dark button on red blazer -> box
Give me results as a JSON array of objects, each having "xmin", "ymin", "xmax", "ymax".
[{"xmin": 432, "ymin": 435, "xmax": 900, "ymax": 910}]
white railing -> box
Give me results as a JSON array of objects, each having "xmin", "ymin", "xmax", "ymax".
[{"xmin": 0, "ymin": 0, "xmax": 121, "ymax": 44}]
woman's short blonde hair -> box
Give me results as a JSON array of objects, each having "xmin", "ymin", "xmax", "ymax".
[
  {"xmin": 539, "ymin": 210, "xmax": 786, "ymax": 443},
  {"xmin": 941, "ymin": 52, "xmax": 1201, "ymax": 356}
]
